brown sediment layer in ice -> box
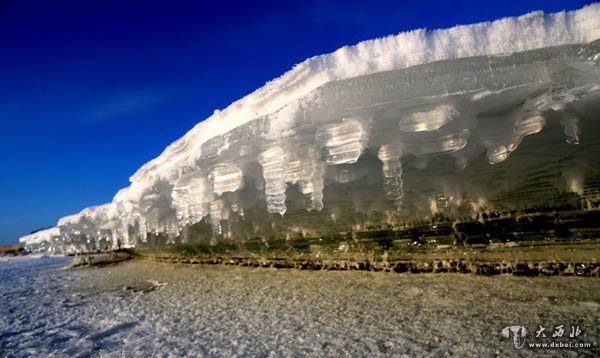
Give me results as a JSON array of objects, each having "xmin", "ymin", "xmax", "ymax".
[
  {"xmin": 68, "ymin": 251, "xmax": 135, "ymax": 268},
  {"xmin": 134, "ymin": 256, "xmax": 600, "ymax": 277},
  {"xmin": 131, "ymin": 242, "xmax": 600, "ymax": 277}
]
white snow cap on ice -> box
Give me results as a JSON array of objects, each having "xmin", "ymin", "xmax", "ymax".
[{"xmin": 19, "ymin": 227, "xmax": 60, "ymax": 246}]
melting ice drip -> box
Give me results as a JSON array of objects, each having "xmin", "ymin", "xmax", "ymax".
[
  {"xmin": 398, "ymin": 105, "xmax": 459, "ymax": 133},
  {"xmin": 315, "ymin": 118, "xmax": 365, "ymax": 165},
  {"xmin": 172, "ymin": 175, "xmax": 209, "ymax": 228},
  {"xmin": 285, "ymin": 145, "xmax": 324, "ymax": 212},
  {"xmin": 19, "ymin": 4, "xmax": 600, "ymax": 254},
  {"xmin": 378, "ymin": 144, "xmax": 405, "ymax": 209},
  {"xmin": 258, "ymin": 147, "xmax": 287, "ymax": 216}
]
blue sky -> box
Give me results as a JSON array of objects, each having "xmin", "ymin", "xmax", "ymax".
[{"xmin": 0, "ymin": 0, "xmax": 592, "ymax": 245}]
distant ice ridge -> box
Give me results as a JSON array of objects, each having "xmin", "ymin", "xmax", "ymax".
[{"xmin": 20, "ymin": 4, "xmax": 600, "ymax": 254}]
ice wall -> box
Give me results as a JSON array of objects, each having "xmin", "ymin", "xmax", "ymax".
[{"xmin": 20, "ymin": 4, "xmax": 600, "ymax": 254}]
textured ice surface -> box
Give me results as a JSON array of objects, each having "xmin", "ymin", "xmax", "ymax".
[
  {"xmin": 1, "ymin": 258, "xmax": 599, "ymax": 356},
  {"xmin": 19, "ymin": 4, "xmax": 600, "ymax": 254}
]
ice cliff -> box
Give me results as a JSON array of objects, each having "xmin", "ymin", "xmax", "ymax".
[{"xmin": 20, "ymin": 4, "xmax": 600, "ymax": 254}]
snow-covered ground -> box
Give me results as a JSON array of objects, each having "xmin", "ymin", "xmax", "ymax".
[{"xmin": 1, "ymin": 257, "xmax": 599, "ymax": 356}]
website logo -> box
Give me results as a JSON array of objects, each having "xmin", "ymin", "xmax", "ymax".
[{"xmin": 502, "ymin": 325, "xmax": 528, "ymax": 349}]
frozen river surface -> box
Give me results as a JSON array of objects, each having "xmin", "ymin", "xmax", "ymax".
[{"xmin": 1, "ymin": 256, "xmax": 599, "ymax": 357}]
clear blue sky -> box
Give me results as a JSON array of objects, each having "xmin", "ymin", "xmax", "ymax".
[{"xmin": 0, "ymin": 0, "xmax": 592, "ymax": 245}]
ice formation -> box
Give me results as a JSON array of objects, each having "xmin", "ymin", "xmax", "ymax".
[{"xmin": 20, "ymin": 4, "xmax": 600, "ymax": 254}]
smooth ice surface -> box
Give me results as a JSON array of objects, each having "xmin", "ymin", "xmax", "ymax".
[
  {"xmin": 20, "ymin": 4, "xmax": 600, "ymax": 253},
  {"xmin": 1, "ymin": 258, "xmax": 599, "ymax": 356}
]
